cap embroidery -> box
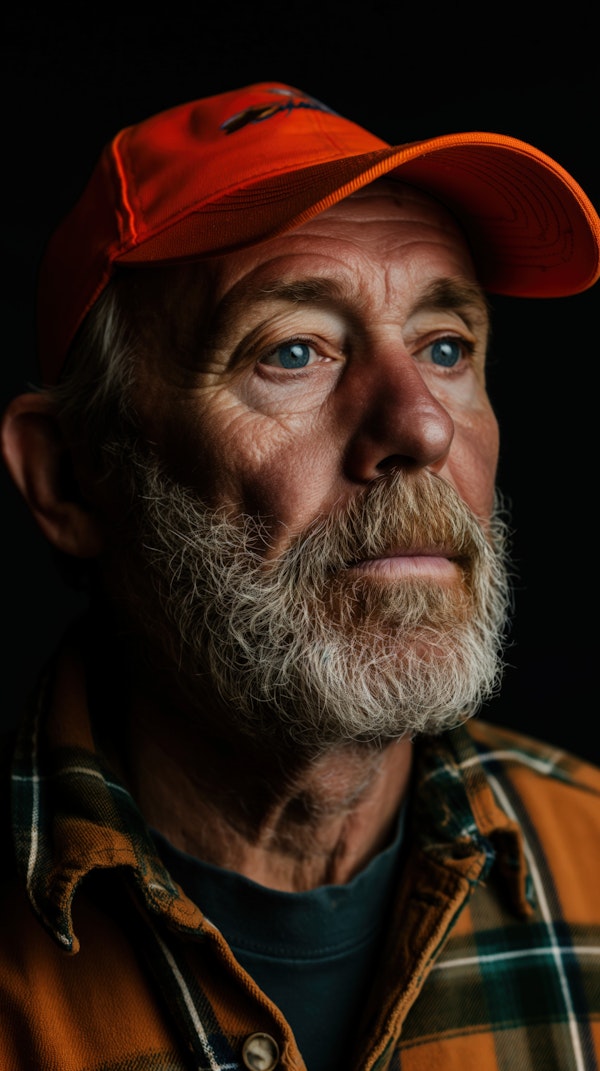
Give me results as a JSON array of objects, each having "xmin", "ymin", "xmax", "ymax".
[{"xmin": 221, "ymin": 86, "xmax": 338, "ymax": 134}]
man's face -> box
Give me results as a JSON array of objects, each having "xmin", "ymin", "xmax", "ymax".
[{"xmin": 106, "ymin": 180, "xmax": 509, "ymax": 750}]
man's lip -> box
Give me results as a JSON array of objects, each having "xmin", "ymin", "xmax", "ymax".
[{"xmin": 344, "ymin": 551, "xmax": 460, "ymax": 579}]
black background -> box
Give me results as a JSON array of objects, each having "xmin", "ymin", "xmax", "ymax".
[{"xmin": 1, "ymin": 9, "xmax": 597, "ymax": 760}]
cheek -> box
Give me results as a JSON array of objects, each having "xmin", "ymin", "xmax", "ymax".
[
  {"xmin": 232, "ymin": 438, "xmax": 340, "ymax": 552},
  {"xmin": 160, "ymin": 399, "xmax": 341, "ymax": 550},
  {"xmin": 446, "ymin": 406, "xmax": 500, "ymax": 519}
]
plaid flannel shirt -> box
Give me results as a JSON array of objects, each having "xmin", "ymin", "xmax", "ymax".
[{"xmin": 1, "ymin": 625, "xmax": 599, "ymax": 1070}]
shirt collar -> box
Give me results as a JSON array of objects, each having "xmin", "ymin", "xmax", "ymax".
[
  {"xmin": 410, "ymin": 722, "xmax": 534, "ymax": 917},
  {"xmin": 10, "ymin": 627, "xmax": 204, "ymax": 952}
]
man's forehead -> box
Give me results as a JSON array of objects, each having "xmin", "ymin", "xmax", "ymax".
[{"xmin": 205, "ymin": 179, "xmax": 476, "ymax": 297}]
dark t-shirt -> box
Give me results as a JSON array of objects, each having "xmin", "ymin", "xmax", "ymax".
[{"xmin": 152, "ymin": 809, "xmax": 405, "ymax": 1071}]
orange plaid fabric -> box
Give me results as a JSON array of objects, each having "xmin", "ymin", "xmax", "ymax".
[{"xmin": 1, "ymin": 621, "xmax": 599, "ymax": 1070}]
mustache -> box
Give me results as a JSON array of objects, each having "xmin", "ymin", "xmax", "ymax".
[
  {"xmin": 274, "ymin": 469, "xmax": 491, "ymax": 580},
  {"xmin": 119, "ymin": 440, "xmax": 500, "ymax": 604}
]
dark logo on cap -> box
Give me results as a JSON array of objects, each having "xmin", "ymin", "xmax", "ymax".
[{"xmin": 221, "ymin": 86, "xmax": 338, "ymax": 135}]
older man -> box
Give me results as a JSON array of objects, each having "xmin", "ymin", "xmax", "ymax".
[{"xmin": 1, "ymin": 82, "xmax": 599, "ymax": 1071}]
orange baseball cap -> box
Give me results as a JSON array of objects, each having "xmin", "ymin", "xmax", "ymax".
[{"xmin": 37, "ymin": 80, "xmax": 600, "ymax": 384}]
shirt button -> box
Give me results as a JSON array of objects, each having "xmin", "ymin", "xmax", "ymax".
[{"xmin": 242, "ymin": 1032, "xmax": 280, "ymax": 1070}]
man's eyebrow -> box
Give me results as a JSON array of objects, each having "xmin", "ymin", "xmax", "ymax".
[
  {"xmin": 206, "ymin": 274, "xmax": 489, "ymax": 353},
  {"xmin": 255, "ymin": 276, "xmax": 490, "ymax": 323},
  {"xmin": 255, "ymin": 277, "xmax": 346, "ymax": 304},
  {"xmin": 410, "ymin": 278, "xmax": 491, "ymax": 327},
  {"xmin": 201, "ymin": 276, "xmax": 346, "ymax": 355}
]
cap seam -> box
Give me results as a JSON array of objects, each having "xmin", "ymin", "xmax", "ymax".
[{"xmin": 111, "ymin": 129, "xmax": 138, "ymax": 246}]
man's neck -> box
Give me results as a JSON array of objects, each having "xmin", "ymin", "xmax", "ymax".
[{"xmin": 116, "ymin": 693, "xmax": 413, "ymax": 892}]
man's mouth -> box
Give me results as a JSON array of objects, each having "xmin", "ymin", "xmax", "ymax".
[{"xmin": 345, "ymin": 550, "xmax": 461, "ymax": 580}]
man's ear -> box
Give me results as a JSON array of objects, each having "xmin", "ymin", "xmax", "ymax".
[{"xmin": 1, "ymin": 392, "xmax": 105, "ymax": 558}]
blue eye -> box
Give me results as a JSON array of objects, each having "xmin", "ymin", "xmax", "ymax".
[
  {"xmin": 273, "ymin": 342, "xmax": 311, "ymax": 368},
  {"xmin": 430, "ymin": 338, "xmax": 463, "ymax": 367}
]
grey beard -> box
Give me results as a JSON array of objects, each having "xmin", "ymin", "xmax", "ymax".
[{"xmin": 109, "ymin": 449, "xmax": 513, "ymax": 754}]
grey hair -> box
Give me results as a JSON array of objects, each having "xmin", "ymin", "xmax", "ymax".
[
  {"xmin": 35, "ymin": 280, "xmax": 141, "ymax": 589},
  {"xmin": 43, "ymin": 279, "xmax": 139, "ymax": 469}
]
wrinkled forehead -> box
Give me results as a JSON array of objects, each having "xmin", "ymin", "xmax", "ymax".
[{"xmin": 234, "ymin": 177, "xmax": 475, "ymax": 267}]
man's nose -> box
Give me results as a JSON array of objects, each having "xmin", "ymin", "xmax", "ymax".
[{"xmin": 341, "ymin": 349, "xmax": 455, "ymax": 483}]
